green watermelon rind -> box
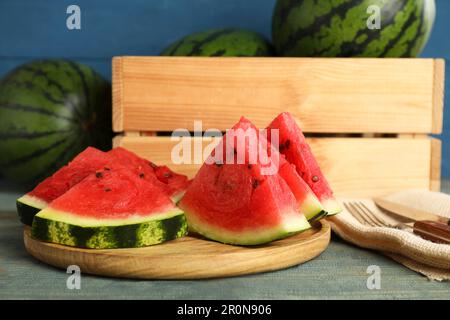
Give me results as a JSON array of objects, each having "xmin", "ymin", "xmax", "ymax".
[
  {"xmin": 16, "ymin": 194, "xmax": 47, "ymax": 226},
  {"xmin": 184, "ymin": 208, "xmax": 311, "ymax": 246},
  {"xmin": 170, "ymin": 190, "xmax": 186, "ymax": 205},
  {"xmin": 31, "ymin": 208, "xmax": 188, "ymax": 249},
  {"xmin": 297, "ymin": 191, "xmax": 325, "ymax": 221},
  {"xmin": 321, "ymin": 198, "xmax": 342, "ymax": 216}
]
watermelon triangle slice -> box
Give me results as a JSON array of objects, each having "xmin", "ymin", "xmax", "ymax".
[
  {"xmin": 32, "ymin": 166, "xmax": 187, "ymax": 249},
  {"xmin": 16, "ymin": 147, "xmax": 111, "ymax": 225},
  {"xmin": 179, "ymin": 117, "xmax": 311, "ymax": 245},
  {"xmin": 17, "ymin": 147, "xmax": 190, "ymax": 226},
  {"xmin": 267, "ymin": 112, "xmax": 342, "ymax": 216}
]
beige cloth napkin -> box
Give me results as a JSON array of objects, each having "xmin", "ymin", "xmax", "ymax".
[{"xmin": 327, "ymin": 189, "xmax": 450, "ymax": 281}]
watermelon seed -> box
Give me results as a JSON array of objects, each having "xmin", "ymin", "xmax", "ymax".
[
  {"xmin": 149, "ymin": 161, "xmax": 158, "ymax": 169},
  {"xmin": 95, "ymin": 172, "xmax": 103, "ymax": 178},
  {"xmin": 247, "ymin": 164, "xmax": 252, "ymax": 169},
  {"xmin": 312, "ymin": 175, "xmax": 319, "ymax": 182},
  {"xmin": 139, "ymin": 173, "xmax": 145, "ymax": 179},
  {"xmin": 252, "ymin": 179, "xmax": 260, "ymax": 189},
  {"xmin": 163, "ymin": 172, "xmax": 172, "ymax": 178},
  {"xmin": 279, "ymin": 143, "xmax": 285, "ymax": 152},
  {"xmin": 285, "ymin": 139, "xmax": 291, "ymax": 149},
  {"xmin": 104, "ymin": 167, "xmax": 111, "ymax": 171},
  {"xmin": 104, "ymin": 188, "xmax": 111, "ymax": 192}
]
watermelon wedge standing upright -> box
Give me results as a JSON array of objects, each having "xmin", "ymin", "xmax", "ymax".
[
  {"xmin": 267, "ymin": 112, "xmax": 342, "ymax": 215},
  {"xmin": 179, "ymin": 117, "xmax": 314, "ymax": 245},
  {"xmin": 32, "ymin": 166, "xmax": 187, "ymax": 249}
]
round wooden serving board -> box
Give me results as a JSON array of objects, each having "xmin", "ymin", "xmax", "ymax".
[{"xmin": 24, "ymin": 220, "xmax": 330, "ymax": 279}]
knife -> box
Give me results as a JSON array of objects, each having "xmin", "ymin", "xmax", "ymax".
[
  {"xmin": 373, "ymin": 197, "xmax": 450, "ymax": 244},
  {"xmin": 373, "ymin": 197, "xmax": 450, "ymax": 225}
]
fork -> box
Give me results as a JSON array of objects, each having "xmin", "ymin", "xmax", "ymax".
[{"xmin": 344, "ymin": 201, "xmax": 450, "ymax": 244}]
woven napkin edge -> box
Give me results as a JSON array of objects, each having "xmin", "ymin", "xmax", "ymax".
[
  {"xmin": 327, "ymin": 216, "xmax": 450, "ymax": 270},
  {"xmin": 384, "ymin": 252, "xmax": 450, "ymax": 281}
]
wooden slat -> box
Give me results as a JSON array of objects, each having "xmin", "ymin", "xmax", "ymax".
[
  {"xmin": 432, "ymin": 59, "xmax": 445, "ymax": 134},
  {"xmin": 430, "ymin": 138, "xmax": 442, "ymax": 191},
  {"xmin": 112, "ymin": 56, "xmax": 124, "ymax": 132},
  {"xmin": 112, "ymin": 56, "xmax": 444, "ymax": 133},
  {"xmin": 113, "ymin": 136, "xmax": 434, "ymax": 198}
]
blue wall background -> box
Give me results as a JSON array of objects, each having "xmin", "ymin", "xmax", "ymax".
[{"xmin": 0, "ymin": 0, "xmax": 449, "ymax": 176}]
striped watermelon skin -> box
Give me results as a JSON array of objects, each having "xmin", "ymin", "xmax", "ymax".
[
  {"xmin": 0, "ymin": 60, "xmax": 112, "ymax": 185},
  {"xmin": 161, "ymin": 28, "xmax": 274, "ymax": 57},
  {"xmin": 32, "ymin": 214, "xmax": 187, "ymax": 249},
  {"xmin": 272, "ymin": 0, "xmax": 435, "ymax": 57}
]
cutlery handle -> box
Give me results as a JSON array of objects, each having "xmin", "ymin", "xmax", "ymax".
[{"xmin": 413, "ymin": 220, "xmax": 450, "ymax": 244}]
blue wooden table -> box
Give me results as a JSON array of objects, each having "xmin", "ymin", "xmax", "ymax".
[{"xmin": 0, "ymin": 181, "xmax": 449, "ymax": 300}]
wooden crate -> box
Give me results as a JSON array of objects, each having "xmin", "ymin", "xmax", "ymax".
[{"xmin": 112, "ymin": 56, "xmax": 445, "ymax": 197}]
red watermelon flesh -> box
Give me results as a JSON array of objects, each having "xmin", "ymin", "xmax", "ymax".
[
  {"xmin": 277, "ymin": 158, "xmax": 325, "ymax": 221},
  {"xmin": 179, "ymin": 117, "xmax": 311, "ymax": 245},
  {"xmin": 107, "ymin": 147, "xmax": 163, "ymax": 185},
  {"xmin": 22, "ymin": 147, "xmax": 110, "ymax": 208},
  {"xmin": 211, "ymin": 117, "xmax": 323, "ymax": 220},
  {"xmin": 108, "ymin": 147, "xmax": 189, "ymax": 202},
  {"xmin": 47, "ymin": 167, "xmax": 176, "ymax": 219},
  {"xmin": 267, "ymin": 112, "xmax": 341, "ymax": 215},
  {"xmin": 153, "ymin": 165, "xmax": 190, "ymax": 202}
]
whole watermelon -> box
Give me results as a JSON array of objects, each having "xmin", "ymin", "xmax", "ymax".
[
  {"xmin": 0, "ymin": 60, "xmax": 112, "ymax": 185},
  {"xmin": 272, "ymin": 0, "xmax": 436, "ymax": 57},
  {"xmin": 161, "ymin": 28, "xmax": 274, "ymax": 56}
]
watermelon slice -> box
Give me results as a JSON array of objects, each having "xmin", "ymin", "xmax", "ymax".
[
  {"xmin": 263, "ymin": 126, "xmax": 324, "ymax": 221},
  {"xmin": 16, "ymin": 147, "xmax": 111, "ymax": 226},
  {"xmin": 179, "ymin": 117, "xmax": 311, "ymax": 245},
  {"xmin": 267, "ymin": 112, "xmax": 342, "ymax": 215},
  {"xmin": 17, "ymin": 146, "xmax": 190, "ymax": 226},
  {"xmin": 32, "ymin": 167, "xmax": 187, "ymax": 249}
]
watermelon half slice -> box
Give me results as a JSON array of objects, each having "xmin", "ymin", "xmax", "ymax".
[
  {"xmin": 16, "ymin": 147, "xmax": 111, "ymax": 226},
  {"xmin": 32, "ymin": 167, "xmax": 187, "ymax": 249},
  {"xmin": 179, "ymin": 117, "xmax": 312, "ymax": 245},
  {"xmin": 267, "ymin": 112, "xmax": 342, "ymax": 216}
]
